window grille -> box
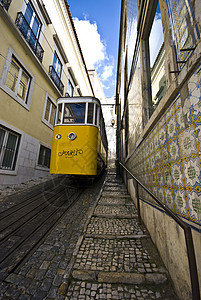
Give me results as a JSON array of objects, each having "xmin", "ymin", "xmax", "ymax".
[{"xmin": 0, "ymin": 126, "xmax": 20, "ymax": 170}]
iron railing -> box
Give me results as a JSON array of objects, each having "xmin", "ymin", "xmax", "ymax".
[
  {"xmin": 49, "ymin": 65, "xmax": 64, "ymax": 95},
  {"xmin": 119, "ymin": 162, "xmax": 200, "ymax": 300},
  {"xmin": 0, "ymin": 0, "xmax": 12, "ymax": 10},
  {"xmin": 15, "ymin": 12, "xmax": 44, "ymax": 63}
]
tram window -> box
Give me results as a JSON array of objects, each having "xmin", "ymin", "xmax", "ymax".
[
  {"xmin": 57, "ymin": 103, "xmax": 62, "ymax": 124},
  {"xmin": 99, "ymin": 112, "xmax": 102, "ymax": 129},
  {"xmin": 63, "ymin": 103, "xmax": 85, "ymax": 124},
  {"xmin": 95, "ymin": 105, "xmax": 99, "ymax": 126},
  {"xmin": 87, "ymin": 103, "xmax": 94, "ymax": 124}
]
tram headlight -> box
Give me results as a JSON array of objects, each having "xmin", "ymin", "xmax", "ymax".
[{"xmin": 68, "ymin": 132, "xmax": 77, "ymax": 141}]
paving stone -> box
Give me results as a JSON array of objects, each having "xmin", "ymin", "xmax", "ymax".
[
  {"xmin": 26, "ymin": 280, "xmax": 41, "ymax": 295},
  {"xmin": 26, "ymin": 268, "xmax": 37, "ymax": 279},
  {"xmin": 66, "ymin": 280, "xmax": 176, "ymax": 299},
  {"xmin": 18, "ymin": 295, "xmax": 31, "ymax": 300},
  {"xmin": 40, "ymin": 278, "xmax": 52, "ymax": 292},
  {"xmin": 94, "ymin": 204, "xmax": 132, "ymax": 216},
  {"xmin": 47, "ymin": 286, "xmax": 58, "ymax": 298},
  {"xmin": 32, "ymin": 290, "xmax": 47, "ymax": 300},
  {"xmin": 86, "ymin": 217, "xmax": 146, "ymax": 236},
  {"xmin": 73, "ymin": 237, "xmax": 163, "ymax": 273}
]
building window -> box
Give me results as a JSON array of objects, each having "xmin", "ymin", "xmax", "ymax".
[
  {"xmin": 0, "ymin": 125, "xmax": 20, "ymax": 171},
  {"xmin": 67, "ymin": 71, "xmax": 76, "ymax": 97},
  {"xmin": 149, "ymin": 3, "xmax": 165, "ymax": 115},
  {"xmin": 67, "ymin": 79, "xmax": 74, "ymax": 97},
  {"xmin": 53, "ymin": 52, "xmax": 62, "ymax": 78},
  {"xmin": 5, "ymin": 56, "xmax": 31, "ymax": 103},
  {"xmin": 24, "ymin": 2, "xmax": 41, "ymax": 38},
  {"xmin": 15, "ymin": 1, "xmax": 44, "ymax": 62},
  {"xmin": 43, "ymin": 96, "xmax": 56, "ymax": 128},
  {"xmin": 38, "ymin": 145, "xmax": 51, "ymax": 168},
  {"xmin": 49, "ymin": 52, "xmax": 64, "ymax": 94},
  {"xmin": 0, "ymin": 48, "xmax": 35, "ymax": 110}
]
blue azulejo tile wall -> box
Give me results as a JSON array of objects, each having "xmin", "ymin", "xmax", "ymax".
[{"xmin": 127, "ymin": 63, "xmax": 201, "ymax": 232}]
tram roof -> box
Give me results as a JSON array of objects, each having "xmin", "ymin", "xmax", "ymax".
[{"xmin": 57, "ymin": 96, "xmax": 101, "ymax": 106}]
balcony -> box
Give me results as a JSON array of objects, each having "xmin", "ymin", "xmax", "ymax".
[
  {"xmin": 0, "ymin": 0, "xmax": 12, "ymax": 10},
  {"xmin": 49, "ymin": 66, "xmax": 64, "ymax": 95},
  {"xmin": 15, "ymin": 12, "xmax": 44, "ymax": 63}
]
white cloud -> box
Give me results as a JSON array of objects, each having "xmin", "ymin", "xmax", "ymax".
[
  {"xmin": 73, "ymin": 17, "xmax": 115, "ymax": 97},
  {"xmin": 73, "ymin": 18, "xmax": 106, "ymax": 69},
  {"xmin": 101, "ymin": 65, "xmax": 114, "ymax": 81}
]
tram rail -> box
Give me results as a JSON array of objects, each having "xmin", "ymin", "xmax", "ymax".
[{"xmin": 0, "ymin": 178, "xmax": 84, "ymax": 280}]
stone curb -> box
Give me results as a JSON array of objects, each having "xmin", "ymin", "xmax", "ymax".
[
  {"xmin": 101, "ymin": 194, "xmax": 131, "ymax": 198},
  {"xmin": 92, "ymin": 213, "xmax": 137, "ymax": 218},
  {"xmin": 84, "ymin": 233, "xmax": 150, "ymax": 239},
  {"xmin": 72, "ymin": 270, "xmax": 168, "ymax": 285}
]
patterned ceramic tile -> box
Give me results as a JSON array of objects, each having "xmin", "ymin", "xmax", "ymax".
[
  {"xmin": 188, "ymin": 190, "xmax": 201, "ymax": 223},
  {"xmin": 127, "ymin": 64, "xmax": 201, "ymax": 229},
  {"xmin": 172, "ymin": 164, "xmax": 183, "ymax": 187},
  {"xmin": 168, "ymin": 138, "xmax": 180, "ymax": 162}
]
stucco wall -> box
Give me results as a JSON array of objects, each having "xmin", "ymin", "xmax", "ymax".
[{"xmin": 0, "ymin": 121, "xmax": 52, "ymax": 187}]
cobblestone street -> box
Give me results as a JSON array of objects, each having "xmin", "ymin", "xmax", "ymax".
[
  {"xmin": 65, "ymin": 171, "xmax": 178, "ymax": 300},
  {"xmin": 0, "ymin": 170, "xmax": 178, "ymax": 299}
]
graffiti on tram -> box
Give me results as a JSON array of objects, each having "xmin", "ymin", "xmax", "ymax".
[{"xmin": 58, "ymin": 149, "xmax": 83, "ymax": 158}]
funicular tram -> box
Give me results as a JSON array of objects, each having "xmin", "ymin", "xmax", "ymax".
[{"xmin": 50, "ymin": 96, "xmax": 108, "ymax": 176}]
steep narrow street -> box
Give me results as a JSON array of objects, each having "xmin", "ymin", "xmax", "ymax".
[{"xmin": 66, "ymin": 170, "xmax": 178, "ymax": 299}]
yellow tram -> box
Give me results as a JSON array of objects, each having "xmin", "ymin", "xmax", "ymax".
[{"xmin": 50, "ymin": 97, "xmax": 108, "ymax": 176}]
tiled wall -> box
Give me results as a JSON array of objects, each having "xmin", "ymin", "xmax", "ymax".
[{"xmin": 127, "ymin": 63, "xmax": 201, "ymax": 231}]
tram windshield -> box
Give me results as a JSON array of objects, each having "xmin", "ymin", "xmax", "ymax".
[
  {"xmin": 55, "ymin": 99, "xmax": 100, "ymax": 126},
  {"xmin": 63, "ymin": 103, "xmax": 85, "ymax": 124}
]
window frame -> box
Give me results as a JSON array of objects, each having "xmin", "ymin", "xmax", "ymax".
[
  {"xmin": 5, "ymin": 56, "xmax": 31, "ymax": 104},
  {"xmin": 52, "ymin": 51, "xmax": 62, "ymax": 78},
  {"xmin": 24, "ymin": 1, "xmax": 42, "ymax": 39},
  {"xmin": 63, "ymin": 102, "xmax": 86, "ymax": 124},
  {"xmin": 42, "ymin": 93, "xmax": 56, "ymax": 129},
  {"xmin": 20, "ymin": 0, "xmax": 46, "ymax": 44},
  {"xmin": 67, "ymin": 72, "xmax": 75, "ymax": 97},
  {"xmin": 37, "ymin": 144, "xmax": 51, "ymax": 169},
  {"xmin": 55, "ymin": 98, "xmax": 101, "ymax": 127},
  {"xmin": 51, "ymin": 45, "xmax": 64, "ymax": 79},
  {"xmin": 0, "ymin": 125, "xmax": 21, "ymax": 171},
  {"xmin": 0, "ymin": 47, "xmax": 35, "ymax": 110}
]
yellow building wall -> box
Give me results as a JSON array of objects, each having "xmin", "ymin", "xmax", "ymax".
[
  {"xmin": 0, "ymin": 0, "xmax": 95, "ymax": 186},
  {"xmin": 0, "ymin": 16, "xmax": 58, "ymax": 147},
  {"xmin": 8, "ymin": 0, "xmax": 24, "ymax": 21}
]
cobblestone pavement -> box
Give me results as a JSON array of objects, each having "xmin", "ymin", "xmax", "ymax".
[
  {"xmin": 66, "ymin": 171, "xmax": 178, "ymax": 300},
  {"xmin": 0, "ymin": 170, "xmax": 178, "ymax": 299},
  {"xmin": 0, "ymin": 173, "xmax": 106, "ymax": 299}
]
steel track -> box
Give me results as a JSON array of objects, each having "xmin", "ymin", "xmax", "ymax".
[{"xmin": 0, "ymin": 179, "xmax": 84, "ymax": 280}]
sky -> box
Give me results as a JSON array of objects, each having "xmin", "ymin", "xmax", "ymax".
[
  {"xmin": 68, "ymin": 1, "xmax": 163, "ymax": 99},
  {"xmin": 68, "ymin": 0, "xmax": 121, "ymax": 99}
]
